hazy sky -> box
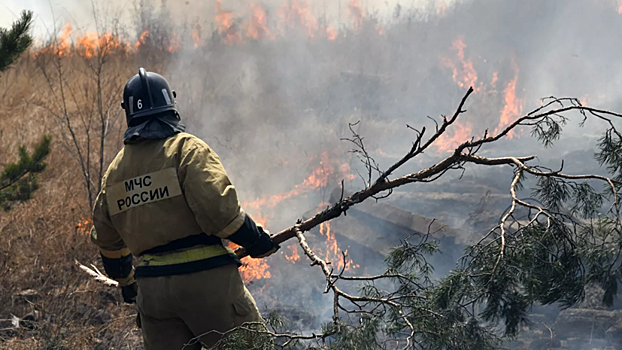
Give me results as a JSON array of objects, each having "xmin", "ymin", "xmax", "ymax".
[{"xmin": 1, "ymin": 0, "xmax": 460, "ymax": 37}]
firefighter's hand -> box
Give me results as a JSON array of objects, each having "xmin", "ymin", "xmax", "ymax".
[
  {"xmin": 121, "ymin": 282, "xmax": 138, "ymax": 304},
  {"xmin": 248, "ymin": 227, "xmax": 280, "ymax": 259},
  {"xmin": 252, "ymin": 245, "xmax": 279, "ymax": 259}
]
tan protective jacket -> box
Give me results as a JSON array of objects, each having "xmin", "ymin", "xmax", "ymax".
[{"xmin": 91, "ymin": 133, "xmax": 246, "ymax": 258}]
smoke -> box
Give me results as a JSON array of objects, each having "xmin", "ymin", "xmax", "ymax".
[
  {"xmin": 159, "ymin": 0, "xmax": 622, "ymax": 214},
  {"xmin": 156, "ymin": 1, "xmax": 622, "ymax": 344},
  {"xmin": 10, "ymin": 0, "xmax": 622, "ymax": 346},
  {"xmin": 1, "ymin": 0, "xmax": 461, "ymax": 36}
]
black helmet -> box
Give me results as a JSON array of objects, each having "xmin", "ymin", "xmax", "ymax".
[{"xmin": 121, "ymin": 68, "xmax": 177, "ymax": 127}]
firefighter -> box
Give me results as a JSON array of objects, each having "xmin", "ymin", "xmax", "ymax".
[{"xmin": 90, "ymin": 68, "xmax": 278, "ymax": 349}]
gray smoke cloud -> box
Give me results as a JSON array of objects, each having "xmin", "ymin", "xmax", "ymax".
[
  {"xmin": 1, "ymin": 0, "xmax": 461, "ymax": 35},
  {"xmin": 157, "ymin": 1, "xmax": 622, "ymax": 345},
  {"xmin": 160, "ymin": 0, "xmax": 622, "ymax": 211}
]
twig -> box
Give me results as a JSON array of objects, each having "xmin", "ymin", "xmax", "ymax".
[{"xmin": 74, "ymin": 260, "xmax": 118, "ymax": 287}]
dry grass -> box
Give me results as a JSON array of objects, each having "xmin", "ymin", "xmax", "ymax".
[{"xmin": 0, "ymin": 52, "xmax": 142, "ymax": 349}]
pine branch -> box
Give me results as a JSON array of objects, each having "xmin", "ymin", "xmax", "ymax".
[
  {"xmin": 230, "ymin": 88, "xmax": 622, "ymax": 343},
  {"xmin": 0, "ymin": 136, "xmax": 52, "ymax": 211},
  {"xmin": 0, "ymin": 10, "xmax": 34, "ymax": 73}
]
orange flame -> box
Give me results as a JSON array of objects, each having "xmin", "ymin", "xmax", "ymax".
[
  {"xmin": 227, "ymin": 242, "xmax": 272, "ymax": 283},
  {"xmin": 36, "ymin": 0, "xmax": 374, "ymax": 56},
  {"xmin": 494, "ymin": 60, "xmax": 523, "ymax": 138},
  {"xmin": 491, "ymin": 71, "xmax": 499, "ymax": 87},
  {"xmin": 191, "ymin": 25, "xmax": 202, "ymax": 48},
  {"xmin": 239, "ymin": 153, "xmax": 355, "ymax": 281},
  {"xmin": 436, "ymin": 37, "xmax": 479, "ymax": 152},
  {"xmin": 283, "ymin": 244, "xmax": 301, "ymax": 263},
  {"xmin": 618, "ymin": 0, "xmax": 622, "ymax": 14},
  {"xmin": 39, "ymin": 22, "xmax": 73, "ymax": 57},
  {"xmin": 134, "ymin": 30, "xmax": 149, "ymax": 49},
  {"xmin": 348, "ymin": 0, "xmax": 365, "ymax": 30},
  {"xmin": 76, "ymin": 32, "xmax": 100, "ymax": 58},
  {"xmin": 167, "ymin": 31, "xmax": 182, "ymax": 53},
  {"xmin": 339, "ymin": 163, "xmax": 356, "ymax": 181},
  {"xmin": 231, "ymin": 235, "xmax": 272, "ymax": 283},
  {"xmin": 57, "ymin": 23, "xmax": 73, "ymax": 56},
  {"xmin": 215, "ymin": 0, "xmax": 243, "ymax": 44},
  {"xmin": 435, "ymin": 121, "xmax": 473, "ymax": 153},
  {"xmin": 240, "ymin": 258, "xmax": 272, "ymax": 283},
  {"xmin": 320, "ymin": 222, "xmax": 358, "ymax": 271},
  {"xmin": 76, "ymin": 32, "xmax": 126, "ymax": 58},
  {"xmin": 326, "ymin": 26, "xmax": 338, "ymax": 40},
  {"xmin": 440, "ymin": 37, "xmax": 480, "ymax": 91},
  {"xmin": 242, "ymin": 151, "xmax": 350, "ymax": 219},
  {"xmin": 76, "ymin": 218, "xmax": 92, "ymax": 235},
  {"xmin": 277, "ymin": 0, "xmax": 318, "ymax": 37},
  {"xmin": 246, "ymin": 2, "xmax": 272, "ymax": 40},
  {"xmin": 437, "ymin": 37, "xmax": 525, "ymax": 152},
  {"xmin": 36, "ymin": 23, "xmax": 130, "ymax": 58}
]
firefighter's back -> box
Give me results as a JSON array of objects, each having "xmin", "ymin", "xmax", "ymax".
[
  {"xmin": 104, "ymin": 133, "xmax": 207, "ymax": 256},
  {"xmin": 91, "ymin": 68, "xmax": 276, "ymax": 350}
]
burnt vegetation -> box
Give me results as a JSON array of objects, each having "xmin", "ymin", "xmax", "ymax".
[{"xmin": 3, "ymin": 0, "xmax": 622, "ymax": 349}]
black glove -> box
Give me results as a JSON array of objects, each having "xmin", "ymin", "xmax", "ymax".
[
  {"xmin": 229, "ymin": 215, "xmax": 280, "ymax": 258},
  {"xmin": 100, "ymin": 251, "xmax": 137, "ymax": 303},
  {"xmin": 247, "ymin": 232, "xmax": 279, "ymax": 258},
  {"xmin": 121, "ymin": 282, "xmax": 138, "ymax": 304}
]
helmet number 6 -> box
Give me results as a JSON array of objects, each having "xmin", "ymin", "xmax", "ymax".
[{"xmin": 137, "ymin": 99, "xmax": 143, "ymax": 110}]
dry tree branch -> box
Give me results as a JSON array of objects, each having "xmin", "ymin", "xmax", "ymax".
[
  {"xmin": 35, "ymin": 52, "xmax": 95, "ymax": 208},
  {"xmin": 183, "ymin": 321, "xmax": 336, "ymax": 349},
  {"xmin": 235, "ymin": 87, "xmax": 621, "ymax": 261},
  {"xmin": 75, "ymin": 84, "xmax": 622, "ymax": 346},
  {"xmin": 235, "ymin": 87, "xmax": 622, "ymax": 346},
  {"xmin": 489, "ymin": 167, "xmax": 523, "ymax": 280},
  {"xmin": 74, "ymin": 260, "xmax": 118, "ymax": 287},
  {"xmin": 293, "ymin": 227, "xmax": 419, "ymax": 350},
  {"xmin": 235, "ymin": 87, "xmax": 495, "ymax": 257}
]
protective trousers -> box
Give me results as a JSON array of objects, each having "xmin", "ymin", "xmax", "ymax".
[{"xmin": 136, "ymin": 264, "xmax": 262, "ymax": 350}]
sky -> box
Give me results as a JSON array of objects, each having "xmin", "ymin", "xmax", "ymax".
[{"xmin": 1, "ymin": 0, "xmax": 461, "ymax": 37}]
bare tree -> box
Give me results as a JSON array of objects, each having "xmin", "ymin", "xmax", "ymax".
[{"xmin": 33, "ymin": 11, "xmax": 126, "ymax": 210}]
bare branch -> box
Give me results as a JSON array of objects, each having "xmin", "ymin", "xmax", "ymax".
[{"xmin": 74, "ymin": 260, "xmax": 118, "ymax": 287}]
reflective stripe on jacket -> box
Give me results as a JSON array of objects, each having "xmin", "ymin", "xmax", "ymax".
[{"xmin": 135, "ymin": 244, "xmax": 238, "ymax": 277}]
